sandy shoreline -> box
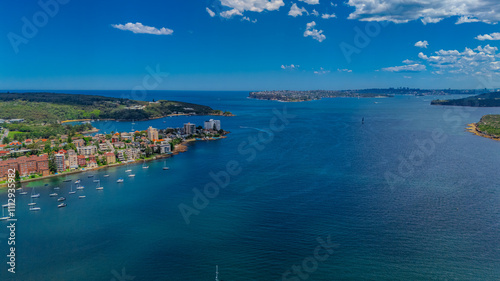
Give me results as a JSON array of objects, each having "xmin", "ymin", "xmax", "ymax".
[{"xmin": 466, "ymin": 123, "xmax": 500, "ymax": 142}]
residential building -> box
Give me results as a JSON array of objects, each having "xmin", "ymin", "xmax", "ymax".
[
  {"xmin": 77, "ymin": 155, "xmax": 86, "ymax": 167},
  {"xmin": 147, "ymin": 126, "xmax": 158, "ymax": 141},
  {"xmin": 105, "ymin": 152, "xmax": 116, "ymax": 164},
  {"xmin": 55, "ymin": 153, "xmax": 66, "ymax": 172},
  {"xmin": 184, "ymin": 123, "xmax": 196, "ymax": 135},
  {"xmin": 68, "ymin": 150, "xmax": 78, "ymax": 169},
  {"xmin": 204, "ymin": 119, "xmax": 221, "ymax": 131},
  {"xmin": 159, "ymin": 144, "xmax": 171, "ymax": 154},
  {"xmin": 77, "ymin": 145, "xmax": 97, "ymax": 156},
  {"xmin": 99, "ymin": 143, "xmax": 110, "ymax": 151}
]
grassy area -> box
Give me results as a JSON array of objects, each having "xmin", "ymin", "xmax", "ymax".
[
  {"xmin": 7, "ymin": 131, "xmax": 24, "ymax": 138},
  {"xmin": 477, "ymin": 115, "xmax": 500, "ymax": 137}
]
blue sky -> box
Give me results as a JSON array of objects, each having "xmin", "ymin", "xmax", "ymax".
[{"xmin": 1, "ymin": 0, "xmax": 500, "ymax": 90}]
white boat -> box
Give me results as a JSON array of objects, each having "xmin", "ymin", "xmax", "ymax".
[
  {"xmin": 163, "ymin": 160, "xmax": 169, "ymax": 170},
  {"xmin": 125, "ymin": 169, "xmax": 132, "ymax": 173},
  {"xmin": 76, "ymin": 184, "xmax": 85, "ymax": 190},
  {"xmin": 29, "ymin": 206, "xmax": 41, "ymax": 211},
  {"xmin": 75, "ymin": 179, "xmax": 81, "ymax": 184},
  {"xmin": 58, "ymin": 203, "xmax": 67, "ymax": 208},
  {"xmin": 18, "ymin": 187, "xmax": 28, "ymax": 195},
  {"xmin": 28, "ymin": 202, "xmax": 36, "ymax": 206},
  {"xmin": 163, "ymin": 166, "xmax": 170, "ymax": 170},
  {"xmin": 103, "ymin": 174, "xmax": 109, "ymax": 177},
  {"xmin": 69, "ymin": 184, "xmax": 76, "ymax": 195},
  {"xmin": 2, "ymin": 203, "xmax": 9, "ymax": 208},
  {"xmin": 117, "ymin": 178, "xmax": 124, "ymax": 183},
  {"xmin": 78, "ymin": 195, "xmax": 86, "ymax": 199},
  {"xmin": 1, "ymin": 206, "xmax": 10, "ymax": 220},
  {"xmin": 54, "ymin": 187, "xmax": 60, "ymax": 190},
  {"xmin": 58, "ymin": 197, "xmax": 66, "ymax": 202},
  {"xmin": 93, "ymin": 179, "xmax": 100, "ymax": 183},
  {"xmin": 96, "ymin": 180, "xmax": 103, "ymax": 190},
  {"xmin": 31, "ymin": 187, "xmax": 40, "ymax": 198},
  {"xmin": 142, "ymin": 160, "xmax": 149, "ymax": 169},
  {"xmin": 49, "ymin": 193, "xmax": 58, "ymax": 197},
  {"xmin": 128, "ymin": 174, "xmax": 135, "ymax": 177}
]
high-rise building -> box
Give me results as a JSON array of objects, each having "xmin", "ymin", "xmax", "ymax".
[
  {"xmin": 204, "ymin": 119, "xmax": 221, "ymax": 131},
  {"xmin": 147, "ymin": 126, "xmax": 159, "ymax": 141},
  {"xmin": 68, "ymin": 149, "xmax": 78, "ymax": 169},
  {"xmin": 55, "ymin": 153, "xmax": 66, "ymax": 172},
  {"xmin": 184, "ymin": 123, "xmax": 196, "ymax": 135}
]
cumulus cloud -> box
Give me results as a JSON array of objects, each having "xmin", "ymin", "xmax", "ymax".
[
  {"xmin": 382, "ymin": 64, "xmax": 427, "ymax": 72},
  {"xmin": 314, "ymin": 67, "xmax": 330, "ymax": 74},
  {"xmin": 415, "ymin": 40, "xmax": 429, "ymax": 48},
  {"xmin": 221, "ymin": 0, "xmax": 284, "ymax": 13},
  {"xmin": 289, "ymin": 3, "xmax": 308, "ymax": 17},
  {"xmin": 206, "ymin": 7, "xmax": 216, "ymax": 17},
  {"xmin": 311, "ymin": 9, "xmax": 319, "ymax": 16},
  {"xmin": 403, "ymin": 59, "xmax": 415, "ymax": 64},
  {"xmin": 346, "ymin": 0, "xmax": 500, "ymax": 24},
  {"xmin": 476, "ymin": 32, "xmax": 500, "ymax": 41},
  {"xmin": 281, "ymin": 64, "xmax": 299, "ymax": 70},
  {"xmin": 220, "ymin": 8, "xmax": 243, "ymax": 18},
  {"xmin": 417, "ymin": 45, "xmax": 500, "ymax": 76},
  {"xmin": 337, "ymin": 68, "xmax": 353, "ymax": 72},
  {"xmin": 304, "ymin": 21, "xmax": 326, "ymax": 42},
  {"xmin": 111, "ymin": 22, "xmax": 173, "ymax": 35},
  {"xmin": 321, "ymin": 13, "xmax": 336, "ymax": 19},
  {"xmin": 299, "ymin": 0, "xmax": 320, "ymax": 4}
]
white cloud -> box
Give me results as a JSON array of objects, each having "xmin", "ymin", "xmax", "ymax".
[
  {"xmin": 281, "ymin": 64, "xmax": 299, "ymax": 70},
  {"xmin": 346, "ymin": 0, "xmax": 500, "ymax": 24},
  {"xmin": 221, "ymin": 0, "xmax": 284, "ymax": 13},
  {"xmin": 206, "ymin": 7, "xmax": 216, "ymax": 17},
  {"xmin": 416, "ymin": 45, "xmax": 500, "ymax": 76},
  {"xmin": 476, "ymin": 32, "xmax": 500, "ymax": 41},
  {"xmin": 220, "ymin": 8, "xmax": 243, "ymax": 18},
  {"xmin": 111, "ymin": 22, "xmax": 173, "ymax": 35},
  {"xmin": 382, "ymin": 64, "xmax": 426, "ymax": 72},
  {"xmin": 241, "ymin": 16, "xmax": 258, "ymax": 23},
  {"xmin": 304, "ymin": 21, "xmax": 326, "ymax": 42},
  {"xmin": 415, "ymin": 40, "xmax": 429, "ymax": 48},
  {"xmin": 289, "ymin": 3, "xmax": 308, "ymax": 17},
  {"xmin": 311, "ymin": 9, "xmax": 319, "ymax": 16},
  {"xmin": 321, "ymin": 13, "xmax": 336, "ymax": 19},
  {"xmin": 337, "ymin": 68, "xmax": 353, "ymax": 72},
  {"xmin": 403, "ymin": 59, "xmax": 415, "ymax": 64},
  {"xmin": 314, "ymin": 67, "xmax": 330, "ymax": 74},
  {"xmin": 299, "ymin": 0, "xmax": 320, "ymax": 4},
  {"xmin": 404, "ymin": 76, "xmax": 412, "ymax": 79}
]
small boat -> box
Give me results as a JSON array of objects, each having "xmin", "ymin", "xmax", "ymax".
[
  {"xmin": 93, "ymin": 179, "xmax": 100, "ymax": 183},
  {"xmin": 54, "ymin": 187, "xmax": 60, "ymax": 190},
  {"xmin": 29, "ymin": 206, "xmax": 41, "ymax": 211},
  {"xmin": 31, "ymin": 187, "xmax": 40, "ymax": 198},
  {"xmin": 16, "ymin": 187, "xmax": 22, "ymax": 191},
  {"xmin": 78, "ymin": 196, "xmax": 86, "ymax": 199},
  {"xmin": 163, "ymin": 166, "xmax": 170, "ymax": 170},
  {"xmin": 28, "ymin": 202, "xmax": 36, "ymax": 206},
  {"xmin": 142, "ymin": 160, "xmax": 149, "ymax": 169},
  {"xmin": 76, "ymin": 184, "xmax": 85, "ymax": 190},
  {"xmin": 75, "ymin": 179, "xmax": 81, "ymax": 184},
  {"xmin": 163, "ymin": 160, "xmax": 169, "ymax": 170},
  {"xmin": 0, "ymin": 206, "xmax": 10, "ymax": 220},
  {"xmin": 63, "ymin": 178, "xmax": 72, "ymax": 182},
  {"xmin": 57, "ymin": 197, "xmax": 66, "ymax": 202},
  {"xmin": 125, "ymin": 169, "xmax": 132, "ymax": 173},
  {"xmin": 18, "ymin": 187, "xmax": 28, "ymax": 195},
  {"xmin": 103, "ymin": 175, "xmax": 109, "ymax": 177},
  {"xmin": 96, "ymin": 180, "xmax": 103, "ymax": 190},
  {"xmin": 58, "ymin": 203, "xmax": 67, "ymax": 208},
  {"xmin": 49, "ymin": 193, "xmax": 58, "ymax": 197},
  {"xmin": 88, "ymin": 175, "xmax": 94, "ymax": 178},
  {"xmin": 128, "ymin": 174, "xmax": 135, "ymax": 177},
  {"xmin": 2, "ymin": 204, "xmax": 9, "ymax": 208},
  {"xmin": 69, "ymin": 184, "xmax": 76, "ymax": 195},
  {"xmin": 117, "ymin": 178, "xmax": 124, "ymax": 183}
]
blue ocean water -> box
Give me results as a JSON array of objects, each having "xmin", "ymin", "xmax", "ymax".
[{"xmin": 1, "ymin": 91, "xmax": 500, "ymax": 280}]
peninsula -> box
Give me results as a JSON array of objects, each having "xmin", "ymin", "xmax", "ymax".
[
  {"xmin": 0, "ymin": 92, "xmax": 233, "ymax": 123},
  {"xmin": 467, "ymin": 115, "xmax": 500, "ymax": 142},
  {"xmin": 431, "ymin": 92, "xmax": 500, "ymax": 107},
  {"xmin": 250, "ymin": 88, "xmax": 479, "ymax": 102}
]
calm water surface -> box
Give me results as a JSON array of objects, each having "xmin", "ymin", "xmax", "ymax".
[{"xmin": 0, "ymin": 91, "xmax": 499, "ymax": 280}]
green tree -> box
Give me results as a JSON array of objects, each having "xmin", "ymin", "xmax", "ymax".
[{"xmin": 15, "ymin": 170, "xmax": 21, "ymax": 183}]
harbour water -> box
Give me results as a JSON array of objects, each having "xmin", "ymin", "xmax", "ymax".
[{"xmin": 1, "ymin": 91, "xmax": 500, "ymax": 280}]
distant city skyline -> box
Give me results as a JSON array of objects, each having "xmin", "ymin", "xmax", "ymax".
[{"xmin": 2, "ymin": 0, "xmax": 500, "ymax": 90}]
